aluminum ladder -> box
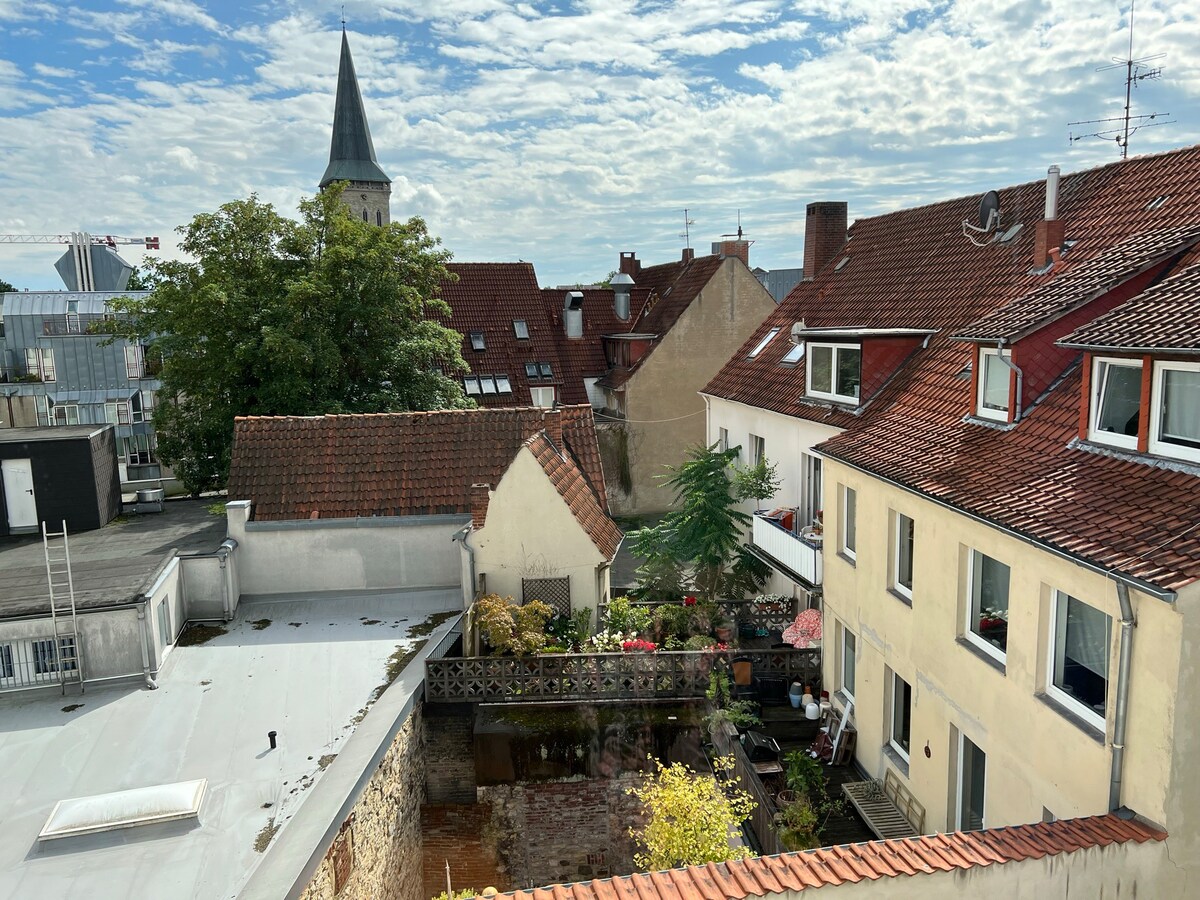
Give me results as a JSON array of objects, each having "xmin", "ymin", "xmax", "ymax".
[{"xmin": 42, "ymin": 520, "xmax": 84, "ymax": 694}]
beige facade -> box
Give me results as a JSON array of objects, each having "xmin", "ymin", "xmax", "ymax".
[
  {"xmin": 608, "ymin": 259, "xmax": 776, "ymax": 515},
  {"xmin": 820, "ymin": 456, "xmax": 1194, "ymax": 840},
  {"xmin": 468, "ymin": 446, "xmax": 612, "ymax": 622}
]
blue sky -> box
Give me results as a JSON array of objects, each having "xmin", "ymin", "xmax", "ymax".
[{"xmin": 1, "ymin": 0, "xmax": 1197, "ymax": 290}]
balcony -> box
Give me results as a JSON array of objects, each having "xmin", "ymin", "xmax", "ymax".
[{"xmin": 751, "ymin": 510, "xmax": 823, "ymax": 586}]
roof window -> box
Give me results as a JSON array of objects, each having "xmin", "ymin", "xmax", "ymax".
[
  {"xmin": 539, "ymin": 362, "xmax": 552, "ymax": 377},
  {"xmin": 525, "ymin": 362, "xmax": 538, "ymax": 378},
  {"xmin": 834, "ymin": 257, "xmax": 850, "ymax": 272},
  {"xmin": 998, "ymin": 223, "xmax": 1023, "ymax": 243},
  {"xmin": 470, "ymin": 331, "xmax": 486, "ymax": 351},
  {"xmin": 480, "ymin": 375, "xmax": 497, "ymax": 394},
  {"xmin": 496, "ymin": 374, "xmax": 513, "ymax": 393},
  {"xmin": 1146, "ymin": 194, "xmax": 1170, "ymax": 211},
  {"xmin": 748, "ymin": 327, "xmax": 781, "ymax": 359},
  {"xmin": 513, "ymin": 320, "xmax": 529, "ymax": 339},
  {"xmin": 806, "ymin": 342, "xmax": 860, "ymax": 404},
  {"xmin": 781, "ymin": 343, "xmax": 804, "ymax": 365},
  {"xmin": 464, "ymin": 376, "xmax": 481, "ymax": 395}
]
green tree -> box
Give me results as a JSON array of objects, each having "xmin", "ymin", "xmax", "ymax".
[
  {"xmin": 627, "ymin": 757, "xmax": 756, "ymax": 870},
  {"xmin": 108, "ymin": 187, "xmax": 472, "ymax": 496},
  {"xmin": 630, "ymin": 446, "xmax": 779, "ymax": 602},
  {"xmin": 0, "ymin": 277, "xmax": 14, "ymax": 293},
  {"xmin": 124, "ymin": 266, "xmax": 152, "ymax": 290}
]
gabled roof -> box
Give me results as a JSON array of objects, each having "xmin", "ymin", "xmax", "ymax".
[
  {"xmin": 525, "ymin": 433, "xmax": 622, "ymax": 561},
  {"xmin": 498, "ymin": 813, "xmax": 1162, "ymax": 900},
  {"xmin": 226, "ymin": 405, "xmax": 608, "ymax": 521},
  {"xmin": 1059, "ymin": 251, "xmax": 1200, "ymax": 354},
  {"xmin": 319, "ymin": 30, "xmax": 390, "ymax": 187}
]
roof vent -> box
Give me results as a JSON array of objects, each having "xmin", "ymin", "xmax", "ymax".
[
  {"xmin": 611, "ymin": 273, "xmax": 633, "ymax": 321},
  {"xmin": 564, "ymin": 291, "xmax": 584, "ymax": 339}
]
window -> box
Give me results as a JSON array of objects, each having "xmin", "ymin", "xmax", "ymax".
[
  {"xmin": 125, "ymin": 344, "xmax": 146, "ymax": 379},
  {"xmin": 781, "ymin": 342, "xmax": 804, "ymax": 365},
  {"xmin": 25, "ymin": 347, "xmax": 55, "ymax": 382},
  {"xmin": 956, "ymin": 733, "xmax": 987, "ymax": 831},
  {"xmin": 50, "ymin": 403, "xmax": 80, "ymax": 426},
  {"xmin": 1150, "ymin": 361, "xmax": 1200, "ymax": 464},
  {"xmin": 480, "ymin": 375, "xmax": 497, "ymax": 394},
  {"xmin": 0, "ymin": 644, "xmax": 13, "ymax": 679},
  {"xmin": 801, "ymin": 453, "xmax": 822, "ymax": 528},
  {"xmin": 525, "ymin": 362, "xmax": 539, "ymax": 378},
  {"xmin": 105, "ymin": 401, "xmax": 132, "ymax": 425},
  {"xmin": 976, "ymin": 348, "xmax": 1011, "ymax": 421},
  {"xmin": 158, "ymin": 596, "xmax": 172, "ymax": 647},
  {"xmin": 891, "ymin": 511, "xmax": 914, "ymax": 600},
  {"xmin": 965, "ymin": 550, "xmax": 1011, "ymax": 660},
  {"xmin": 841, "ymin": 627, "xmax": 857, "ymax": 701},
  {"xmin": 33, "ymin": 636, "xmax": 76, "ymax": 674},
  {"xmin": 1048, "ymin": 591, "xmax": 1111, "ymax": 728},
  {"xmin": 889, "ymin": 671, "xmax": 912, "ymax": 761},
  {"xmin": 376, "ymin": 210, "xmax": 382, "ymax": 226},
  {"xmin": 469, "ymin": 331, "xmax": 486, "ymax": 351},
  {"xmin": 749, "ymin": 433, "xmax": 765, "ymax": 466},
  {"xmin": 130, "ymin": 391, "xmax": 146, "ymax": 424},
  {"xmin": 718, "ymin": 427, "xmax": 729, "ymax": 452},
  {"xmin": 495, "ymin": 374, "xmax": 512, "ymax": 393},
  {"xmin": 1089, "ymin": 358, "xmax": 1141, "ymax": 449},
  {"xmin": 530, "ymin": 386, "xmax": 555, "ymax": 408},
  {"xmin": 539, "ymin": 362, "xmax": 552, "ymax": 378},
  {"xmin": 840, "ymin": 485, "xmax": 856, "ymax": 560},
  {"xmin": 748, "ymin": 327, "xmax": 780, "ymax": 358},
  {"xmin": 806, "ymin": 342, "xmax": 860, "ymax": 403},
  {"xmin": 464, "ymin": 376, "xmax": 481, "ymax": 396},
  {"xmin": 513, "ymin": 320, "xmax": 529, "ymax": 339},
  {"xmin": 362, "ymin": 209, "xmax": 368, "ymax": 222},
  {"xmin": 124, "ymin": 433, "xmax": 156, "ymax": 465}
]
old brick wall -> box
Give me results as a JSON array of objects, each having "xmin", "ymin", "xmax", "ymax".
[
  {"xmin": 424, "ymin": 704, "xmax": 477, "ymax": 804},
  {"xmin": 300, "ymin": 706, "xmax": 426, "ymax": 900},
  {"xmin": 421, "ymin": 802, "xmax": 508, "ymax": 897}
]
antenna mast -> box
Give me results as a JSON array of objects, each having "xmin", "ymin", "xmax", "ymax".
[
  {"xmin": 678, "ymin": 209, "xmax": 696, "ymax": 249},
  {"xmin": 1069, "ymin": 0, "xmax": 1173, "ymax": 158}
]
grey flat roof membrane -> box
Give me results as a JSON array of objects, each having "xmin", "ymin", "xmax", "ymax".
[{"xmin": 39, "ymin": 779, "xmax": 207, "ymax": 841}]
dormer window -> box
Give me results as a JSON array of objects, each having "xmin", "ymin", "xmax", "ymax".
[
  {"xmin": 1088, "ymin": 357, "xmax": 1142, "ymax": 450},
  {"xmin": 976, "ymin": 348, "xmax": 1011, "ymax": 422},
  {"xmin": 1150, "ymin": 361, "xmax": 1200, "ymax": 464},
  {"xmin": 806, "ymin": 342, "xmax": 860, "ymax": 404}
]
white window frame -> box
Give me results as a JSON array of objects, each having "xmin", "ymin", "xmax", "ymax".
[
  {"xmin": 718, "ymin": 427, "xmax": 729, "ymax": 452},
  {"xmin": 748, "ymin": 327, "xmax": 780, "ymax": 359},
  {"xmin": 1088, "ymin": 356, "xmax": 1142, "ymax": 451},
  {"xmin": 50, "ymin": 403, "xmax": 80, "ymax": 426},
  {"xmin": 530, "ymin": 386, "xmax": 555, "ymax": 408},
  {"xmin": 840, "ymin": 484, "xmax": 856, "ymax": 561},
  {"xmin": 955, "ymin": 731, "xmax": 987, "ymax": 831},
  {"xmin": 805, "ymin": 341, "xmax": 860, "ymax": 404},
  {"xmin": 1047, "ymin": 590, "xmax": 1111, "ymax": 730},
  {"xmin": 105, "ymin": 401, "xmax": 132, "ymax": 426},
  {"xmin": 125, "ymin": 344, "xmax": 145, "ymax": 379},
  {"xmin": 891, "ymin": 510, "xmax": 914, "ymax": 600},
  {"xmin": 964, "ymin": 549, "xmax": 1010, "ymax": 664},
  {"xmin": 840, "ymin": 624, "xmax": 856, "ymax": 702},
  {"xmin": 1149, "ymin": 360, "xmax": 1200, "ymax": 464},
  {"xmin": 976, "ymin": 348, "xmax": 1011, "ymax": 422},
  {"xmin": 781, "ymin": 342, "xmax": 804, "ymax": 365},
  {"xmin": 749, "ymin": 433, "xmax": 765, "ymax": 466},
  {"xmin": 888, "ymin": 670, "xmax": 911, "ymax": 763},
  {"xmin": 25, "ymin": 347, "xmax": 55, "ymax": 382}
]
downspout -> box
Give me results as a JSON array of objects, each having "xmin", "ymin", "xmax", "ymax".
[
  {"xmin": 218, "ymin": 538, "xmax": 237, "ymax": 621},
  {"xmin": 995, "ymin": 339, "xmax": 1024, "ymax": 422},
  {"xmin": 1109, "ymin": 581, "xmax": 1136, "ymax": 811},
  {"xmin": 137, "ymin": 601, "xmax": 159, "ymax": 690},
  {"xmin": 452, "ymin": 525, "xmax": 476, "ymax": 602}
]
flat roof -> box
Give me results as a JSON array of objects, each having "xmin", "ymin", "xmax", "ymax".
[
  {"xmin": 0, "ymin": 588, "xmax": 460, "ymax": 898},
  {"xmin": 0, "ymin": 425, "xmax": 108, "ymax": 444},
  {"xmin": 0, "ymin": 499, "xmax": 226, "ymax": 618}
]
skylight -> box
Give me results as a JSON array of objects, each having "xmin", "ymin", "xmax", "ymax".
[
  {"xmin": 834, "ymin": 257, "xmax": 850, "ymax": 271},
  {"xmin": 781, "ymin": 343, "xmax": 804, "ymax": 365},
  {"xmin": 470, "ymin": 332, "xmax": 486, "ymax": 351},
  {"xmin": 748, "ymin": 328, "xmax": 781, "ymax": 358},
  {"xmin": 539, "ymin": 363, "xmax": 552, "ymax": 377},
  {"xmin": 39, "ymin": 779, "xmax": 208, "ymax": 842},
  {"xmin": 464, "ymin": 377, "xmax": 481, "ymax": 395},
  {"xmin": 496, "ymin": 374, "xmax": 512, "ymax": 393},
  {"xmin": 525, "ymin": 362, "xmax": 538, "ymax": 378},
  {"xmin": 480, "ymin": 375, "xmax": 497, "ymax": 394},
  {"xmin": 513, "ymin": 320, "xmax": 529, "ymax": 339}
]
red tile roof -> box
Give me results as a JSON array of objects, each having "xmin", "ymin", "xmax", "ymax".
[
  {"xmin": 226, "ymin": 404, "xmax": 610, "ymax": 522},
  {"xmin": 526, "ymin": 433, "xmax": 622, "ymax": 560},
  {"xmin": 1060, "ymin": 254, "xmax": 1200, "ymax": 353},
  {"xmin": 704, "ymin": 143, "xmax": 1200, "ymax": 592},
  {"xmin": 496, "ymin": 814, "xmax": 1162, "ymax": 900}
]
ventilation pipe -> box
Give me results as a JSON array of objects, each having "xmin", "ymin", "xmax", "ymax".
[
  {"xmin": 564, "ymin": 291, "xmax": 584, "ymax": 339},
  {"xmin": 137, "ymin": 602, "xmax": 159, "ymax": 690},
  {"xmin": 611, "ymin": 273, "xmax": 633, "ymax": 321},
  {"xmin": 1109, "ymin": 581, "xmax": 1137, "ymax": 811},
  {"xmin": 1035, "ymin": 165, "xmax": 1065, "ymax": 269},
  {"xmin": 1045, "ymin": 165, "xmax": 1060, "ymax": 220}
]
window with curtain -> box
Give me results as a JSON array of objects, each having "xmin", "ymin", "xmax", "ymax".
[
  {"xmin": 1049, "ymin": 591, "xmax": 1111, "ymax": 727},
  {"xmin": 1151, "ymin": 362, "xmax": 1200, "ymax": 463},
  {"xmin": 966, "ymin": 550, "xmax": 1011, "ymax": 659}
]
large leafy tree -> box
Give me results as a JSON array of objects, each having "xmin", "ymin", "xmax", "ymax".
[
  {"xmin": 109, "ymin": 187, "xmax": 471, "ymax": 495},
  {"xmin": 0, "ymin": 277, "xmax": 14, "ymax": 292}
]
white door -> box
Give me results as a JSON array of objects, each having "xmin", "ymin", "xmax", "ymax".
[{"xmin": 2, "ymin": 458, "xmax": 37, "ymax": 531}]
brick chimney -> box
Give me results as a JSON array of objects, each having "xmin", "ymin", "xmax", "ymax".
[
  {"xmin": 619, "ymin": 251, "xmax": 641, "ymax": 278},
  {"xmin": 713, "ymin": 239, "xmax": 750, "ymax": 266},
  {"xmin": 542, "ymin": 408, "xmax": 562, "ymax": 450},
  {"xmin": 802, "ymin": 201, "xmax": 848, "ymax": 281},
  {"xmin": 681, "ymin": 247, "xmax": 695, "ymax": 263},
  {"xmin": 1034, "ymin": 165, "xmax": 1064, "ymax": 270},
  {"xmin": 470, "ymin": 483, "xmax": 490, "ymax": 528}
]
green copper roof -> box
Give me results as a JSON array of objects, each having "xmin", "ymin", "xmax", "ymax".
[{"xmin": 320, "ymin": 30, "xmax": 390, "ymax": 188}]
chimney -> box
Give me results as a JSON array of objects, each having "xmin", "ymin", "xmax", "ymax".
[
  {"xmin": 619, "ymin": 251, "xmax": 641, "ymax": 278},
  {"xmin": 712, "ymin": 239, "xmax": 750, "ymax": 266},
  {"xmin": 611, "ymin": 272, "xmax": 633, "ymax": 321},
  {"xmin": 470, "ymin": 483, "xmax": 490, "ymax": 528},
  {"xmin": 564, "ymin": 291, "xmax": 584, "ymax": 339},
  {"xmin": 802, "ymin": 201, "xmax": 848, "ymax": 281},
  {"xmin": 681, "ymin": 247, "xmax": 695, "ymax": 264},
  {"xmin": 1034, "ymin": 165, "xmax": 1065, "ymax": 270},
  {"xmin": 542, "ymin": 408, "xmax": 562, "ymax": 450}
]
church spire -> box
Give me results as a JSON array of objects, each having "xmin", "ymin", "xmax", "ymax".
[{"xmin": 319, "ymin": 29, "xmax": 391, "ymax": 189}]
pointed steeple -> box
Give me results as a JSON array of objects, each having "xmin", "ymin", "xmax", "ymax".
[{"xmin": 319, "ymin": 29, "xmax": 391, "ymax": 188}]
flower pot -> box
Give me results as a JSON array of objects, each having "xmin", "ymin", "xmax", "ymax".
[
  {"xmin": 714, "ymin": 622, "xmax": 734, "ymax": 643},
  {"xmin": 788, "ymin": 682, "xmax": 804, "ymax": 709}
]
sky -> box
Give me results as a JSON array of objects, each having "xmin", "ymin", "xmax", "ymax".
[{"xmin": 1, "ymin": 0, "xmax": 1197, "ymax": 291}]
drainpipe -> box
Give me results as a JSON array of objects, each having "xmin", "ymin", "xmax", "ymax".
[
  {"xmin": 452, "ymin": 525, "xmax": 477, "ymax": 604},
  {"xmin": 137, "ymin": 601, "xmax": 159, "ymax": 690},
  {"xmin": 1109, "ymin": 581, "xmax": 1136, "ymax": 811},
  {"xmin": 218, "ymin": 538, "xmax": 237, "ymax": 621},
  {"xmin": 994, "ymin": 340, "xmax": 1024, "ymax": 423}
]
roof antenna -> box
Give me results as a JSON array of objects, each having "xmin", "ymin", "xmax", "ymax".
[
  {"xmin": 340, "ymin": 4, "xmax": 346, "ymax": 29},
  {"xmin": 1069, "ymin": 0, "xmax": 1173, "ymax": 158},
  {"xmin": 721, "ymin": 210, "xmax": 746, "ymax": 242},
  {"xmin": 678, "ymin": 209, "xmax": 695, "ymax": 250}
]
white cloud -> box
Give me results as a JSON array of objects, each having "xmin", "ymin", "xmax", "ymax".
[{"xmin": 33, "ymin": 63, "xmax": 77, "ymax": 77}]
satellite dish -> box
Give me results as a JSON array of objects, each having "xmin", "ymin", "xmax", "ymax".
[{"xmin": 979, "ymin": 191, "xmax": 1000, "ymax": 231}]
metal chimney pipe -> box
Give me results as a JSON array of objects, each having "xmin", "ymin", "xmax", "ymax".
[
  {"xmin": 268, "ymin": 730, "xmax": 278, "ymax": 750},
  {"xmin": 1045, "ymin": 165, "xmax": 1061, "ymax": 221}
]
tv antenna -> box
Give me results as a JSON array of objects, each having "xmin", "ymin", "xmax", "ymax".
[
  {"xmin": 679, "ymin": 209, "xmax": 696, "ymax": 248},
  {"xmin": 1069, "ymin": 0, "xmax": 1173, "ymax": 158},
  {"xmin": 720, "ymin": 210, "xmax": 747, "ymax": 242}
]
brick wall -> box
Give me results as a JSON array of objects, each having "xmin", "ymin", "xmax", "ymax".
[
  {"xmin": 422, "ymin": 802, "xmax": 508, "ymax": 896},
  {"xmin": 425, "ymin": 704, "xmax": 477, "ymax": 804},
  {"xmin": 803, "ymin": 202, "xmax": 848, "ymax": 280}
]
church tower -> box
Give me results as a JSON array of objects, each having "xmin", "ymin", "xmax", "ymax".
[{"xmin": 320, "ymin": 28, "xmax": 392, "ymax": 226}]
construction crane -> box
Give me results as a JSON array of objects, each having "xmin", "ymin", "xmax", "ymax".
[{"xmin": 0, "ymin": 232, "xmax": 161, "ymax": 291}]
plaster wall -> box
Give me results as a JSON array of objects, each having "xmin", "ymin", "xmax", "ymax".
[
  {"xmin": 820, "ymin": 458, "xmax": 1179, "ymax": 833},
  {"xmin": 0, "ymin": 606, "xmax": 143, "ymax": 683},
  {"xmin": 180, "ymin": 547, "xmax": 237, "ymax": 621},
  {"xmin": 226, "ymin": 501, "xmax": 466, "ymax": 598},
  {"xmin": 144, "ymin": 555, "xmax": 184, "ymax": 671},
  {"xmin": 1163, "ymin": 580, "xmax": 1200, "ymax": 874},
  {"xmin": 470, "ymin": 447, "xmax": 608, "ymax": 620},
  {"xmin": 615, "ymin": 259, "xmax": 776, "ymax": 515}
]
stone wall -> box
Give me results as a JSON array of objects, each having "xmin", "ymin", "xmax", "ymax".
[
  {"xmin": 299, "ymin": 707, "xmax": 426, "ymax": 900},
  {"xmin": 425, "ymin": 704, "xmax": 477, "ymax": 804}
]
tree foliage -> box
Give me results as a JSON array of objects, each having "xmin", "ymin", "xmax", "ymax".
[
  {"xmin": 0, "ymin": 277, "xmax": 14, "ymax": 293},
  {"xmin": 474, "ymin": 593, "xmax": 554, "ymax": 656},
  {"xmin": 630, "ymin": 445, "xmax": 780, "ymax": 602},
  {"xmin": 627, "ymin": 757, "xmax": 757, "ymax": 870},
  {"xmin": 107, "ymin": 187, "xmax": 471, "ymax": 495}
]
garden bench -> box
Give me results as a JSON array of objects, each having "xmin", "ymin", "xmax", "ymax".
[{"xmin": 842, "ymin": 770, "xmax": 925, "ymax": 840}]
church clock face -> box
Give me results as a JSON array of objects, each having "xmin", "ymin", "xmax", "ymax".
[{"xmin": 360, "ymin": 193, "xmax": 368, "ymax": 200}]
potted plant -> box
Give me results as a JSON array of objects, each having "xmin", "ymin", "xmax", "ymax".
[
  {"xmin": 704, "ymin": 669, "xmax": 760, "ymax": 735},
  {"xmin": 713, "ymin": 618, "xmax": 735, "ymax": 643}
]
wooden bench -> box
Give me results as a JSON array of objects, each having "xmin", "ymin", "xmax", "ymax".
[{"xmin": 842, "ymin": 770, "xmax": 926, "ymax": 840}]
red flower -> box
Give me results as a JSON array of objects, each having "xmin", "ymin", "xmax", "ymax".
[
  {"xmin": 622, "ymin": 639, "xmax": 657, "ymax": 653},
  {"xmin": 684, "ymin": 595, "xmax": 697, "ymax": 606}
]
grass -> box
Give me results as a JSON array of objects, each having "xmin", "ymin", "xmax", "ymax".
[
  {"xmin": 177, "ymin": 623, "xmax": 228, "ymax": 647},
  {"xmin": 408, "ymin": 610, "xmax": 457, "ymax": 637},
  {"xmin": 205, "ymin": 501, "xmax": 226, "ymax": 517}
]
